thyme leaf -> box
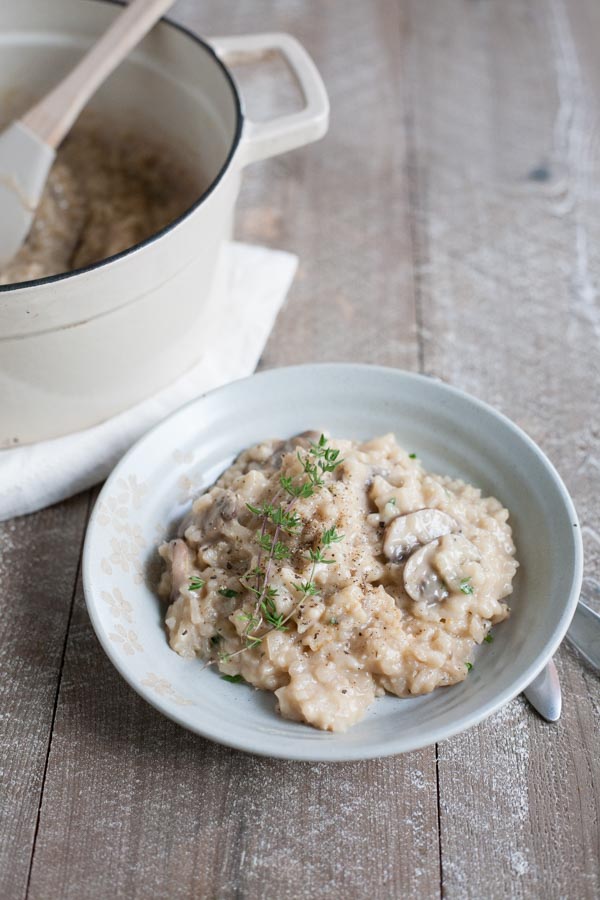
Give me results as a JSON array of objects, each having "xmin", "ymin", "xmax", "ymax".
[{"xmin": 230, "ymin": 435, "xmax": 344, "ymax": 662}]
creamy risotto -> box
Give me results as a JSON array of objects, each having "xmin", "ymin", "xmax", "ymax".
[
  {"xmin": 158, "ymin": 433, "xmax": 518, "ymax": 732},
  {"xmin": 0, "ymin": 117, "xmax": 199, "ymax": 285}
]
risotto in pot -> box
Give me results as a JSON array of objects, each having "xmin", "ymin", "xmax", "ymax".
[
  {"xmin": 0, "ymin": 117, "xmax": 200, "ymax": 285},
  {"xmin": 158, "ymin": 433, "xmax": 518, "ymax": 732}
]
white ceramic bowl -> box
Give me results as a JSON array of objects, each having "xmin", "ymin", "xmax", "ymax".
[{"xmin": 82, "ymin": 364, "xmax": 583, "ymax": 760}]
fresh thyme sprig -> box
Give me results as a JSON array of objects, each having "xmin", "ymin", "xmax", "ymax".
[
  {"xmin": 217, "ymin": 435, "xmax": 344, "ymax": 665},
  {"xmin": 286, "ymin": 525, "xmax": 344, "ymax": 623}
]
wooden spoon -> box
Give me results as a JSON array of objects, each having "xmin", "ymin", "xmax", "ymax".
[{"xmin": 0, "ymin": 0, "xmax": 176, "ymax": 267}]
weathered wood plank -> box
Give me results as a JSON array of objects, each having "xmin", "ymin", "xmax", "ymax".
[
  {"xmin": 175, "ymin": 0, "xmax": 420, "ymax": 370},
  {"xmin": 406, "ymin": 0, "xmax": 600, "ymax": 896},
  {"xmin": 9, "ymin": 1, "xmax": 600, "ymax": 898},
  {"xmin": 28, "ymin": 578, "xmax": 440, "ymax": 899},
  {"xmin": 0, "ymin": 493, "xmax": 90, "ymax": 900},
  {"xmin": 27, "ymin": 2, "xmax": 435, "ymax": 899}
]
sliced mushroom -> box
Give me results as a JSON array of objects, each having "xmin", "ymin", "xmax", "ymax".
[
  {"xmin": 384, "ymin": 509, "xmax": 458, "ymax": 562},
  {"xmin": 268, "ymin": 431, "xmax": 322, "ymax": 469},
  {"xmin": 403, "ymin": 540, "xmax": 449, "ymax": 604},
  {"xmin": 198, "ymin": 488, "xmax": 238, "ymax": 540},
  {"xmin": 169, "ymin": 538, "xmax": 194, "ymax": 601},
  {"xmin": 179, "ymin": 488, "xmax": 239, "ymax": 544},
  {"xmin": 292, "ymin": 429, "xmax": 322, "ymax": 448}
]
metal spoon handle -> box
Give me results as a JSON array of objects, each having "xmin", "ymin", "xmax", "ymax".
[
  {"xmin": 566, "ymin": 599, "xmax": 600, "ymax": 672},
  {"xmin": 523, "ymin": 658, "xmax": 562, "ymax": 722}
]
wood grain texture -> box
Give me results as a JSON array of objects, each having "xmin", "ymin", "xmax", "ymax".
[
  {"xmin": 27, "ymin": 580, "xmax": 439, "ymax": 900},
  {"xmin": 26, "ymin": 2, "xmax": 436, "ymax": 899},
  {"xmin": 1, "ymin": 1, "xmax": 599, "ymax": 898},
  {"xmin": 406, "ymin": 0, "xmax": 600, "ymax": 896},
  {"xmin": 184, "ymin": 0, "xmax": 421, "ymax": 371},
  {"xmin": 0, "ymin": 493, "xmax": 90, "ymax": 899}
]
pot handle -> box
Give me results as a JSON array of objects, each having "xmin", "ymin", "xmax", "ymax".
[{"xmin": 210, "ymin": 33, "xmax": 329, "ymax": 167}]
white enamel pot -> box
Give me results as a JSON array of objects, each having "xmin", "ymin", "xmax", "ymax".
[{"xmin": 0, "ymin": 0, "xmax": 329, "ymax": 446}]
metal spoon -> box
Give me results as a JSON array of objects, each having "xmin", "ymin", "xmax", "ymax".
[
  {"xmin": 566, "ymin": 598, "xmax": 600, "ymax": 672},
  {"xmin": 523, "ymin": 599, "xmax": 600, "ymax": 722},
  {"xmin": 523, "ymin": 658, "xmax": 562, "ymax": 722}
]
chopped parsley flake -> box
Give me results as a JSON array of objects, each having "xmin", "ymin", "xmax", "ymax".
[
  {"xmin": 465, "ymin": 662, "xmax": 473, "ymax": 671},
  {"xmin": 218, "ymin": 587, "xmax": 239, "ymax": 598},
  {"xmin": 408, "ymin": 453, "xmax": 417, "ymax": 459},
  {"xmin": 221, "ymin": 674, "xmax": 246, "ymax": 684},
  {"xmin": 188, "ymin": 576, "xmax": 205, "ymax": 591},
  {"xmin": 484, "ymin": 634, "xmax": 493, "ymax": 643},
  {"xmin": 460, "ymin": 577, "xmax": 474, "ymax": 595}
]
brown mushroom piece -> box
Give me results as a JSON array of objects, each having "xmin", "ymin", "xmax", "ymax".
[
  {"xmin": 402, "ymin": 540, "xmax": 449, "ymax": 604},
  {"xmin": 198, "ymin": 488, "xmax": 238, "ymax": 540},
  {"xmin": 291, "ymin": 429, "xmax": 322, "ymax": 448},
  {"xmin": 169, "ymin": 538, "xmax": 194, "ymax": 601},
  {"xmin": 383, "ymin": 508, "xmax": 458, "ymax": 562},
  {"xmin": 269, "ymin": 431, "xmax": 322, "ymax": 468}
]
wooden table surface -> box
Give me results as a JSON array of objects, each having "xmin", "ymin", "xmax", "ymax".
[{"xmin": 2, "ymin": 1, "xmax": 599, "ymax": 897}]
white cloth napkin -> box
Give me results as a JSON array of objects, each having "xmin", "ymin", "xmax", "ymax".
[{"xmin": 0, "ymin": 241, "xmax": 297, "ymax": 522}]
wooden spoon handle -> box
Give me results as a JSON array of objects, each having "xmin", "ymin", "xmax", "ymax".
[{"xmin": 21, "ymin": 0, "xmax": 175, "ymax": 149}]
